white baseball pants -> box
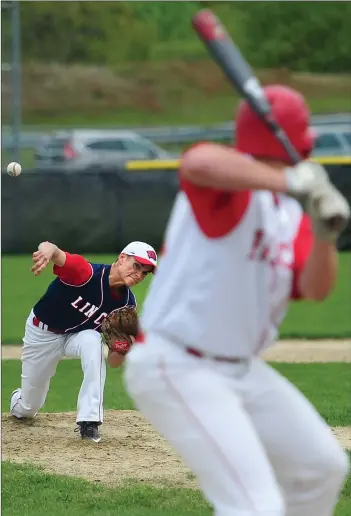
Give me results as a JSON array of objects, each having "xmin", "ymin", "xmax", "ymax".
[
  {"xmin": 125, "ymin": 334, "xmax": 349, "ymax": 516},
  {"xmin": 10, "ymin": 311, "xmax": 106, "ymax": 423}
]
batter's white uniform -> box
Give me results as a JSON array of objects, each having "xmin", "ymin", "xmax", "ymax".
[{"xmin": 125, "ymin": 179, "xmax": 348, "ymax": 515}]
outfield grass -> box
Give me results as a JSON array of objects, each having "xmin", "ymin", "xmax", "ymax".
[
  {"xmin": 1, "ymin": 253, "xmax": 350, "ymax": 343},
  {"xmin": 1, "ymin": 359, "xmax": 350, "ymax": 515}
]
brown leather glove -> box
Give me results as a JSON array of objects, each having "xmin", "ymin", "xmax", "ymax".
[{"xmin": 101, "ymin": 306, "xmax": 139, "ymax": 355}]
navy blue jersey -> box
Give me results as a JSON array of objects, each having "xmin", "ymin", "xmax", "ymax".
[{"xmin": 33, "ymin": 263, "xmax": 136, "ymax": 333}]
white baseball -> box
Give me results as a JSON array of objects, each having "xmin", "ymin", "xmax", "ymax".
[{"xmin": 7, "ymin": 162, "xmax": 22, "ymax": 177}]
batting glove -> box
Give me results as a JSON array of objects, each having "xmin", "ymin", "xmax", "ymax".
[
  {"xmin": 283, "ymin": 162, "xmax": 329, "ymax": 197},
  {"xmin": 306, "ymin": 181, "xmax": 351, "ymax": 243}
]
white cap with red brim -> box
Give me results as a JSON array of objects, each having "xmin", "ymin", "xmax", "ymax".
[{"xmin": 121, "ymin": 241, "xmax": 158, "ymax": 270}]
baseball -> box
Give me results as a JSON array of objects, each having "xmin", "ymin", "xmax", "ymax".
[{"xmin": 7, "ymin": 161, "xmax": 22, "ymax": 177}]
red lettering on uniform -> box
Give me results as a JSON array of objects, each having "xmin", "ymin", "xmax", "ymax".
[
  {"xmin": 248, "ymin": 230, "xmax": 292, "ymax": 269},
  {"xmin": 248, "ymin": 230, "xmax": 264, "ymax": 260},
  {"xmin": 260, "ymin": 245, "xmax": 270, "ymax": 261}
]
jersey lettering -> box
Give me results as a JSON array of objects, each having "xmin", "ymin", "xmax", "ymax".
[
  {"xmin": 79, "ymin": 302, "xmax": 91, "ymax": 313},
  {"xmin": 71, "ymin": 296, "xmax": 102, "ymax": 319},
  {"xmin": 94, "ymin": 312, "xmax": 108, "ymax": 325},
  {"xmin": 249, "ymin": 229, "xmax": 292, "ymax": 269},
  {"xmin": 71, "ymin": 296, "xmax": 83, "ymax": 309},
  {"xmin": 85, "ymin": 305, "xmax": 99, "ymax": 318}
]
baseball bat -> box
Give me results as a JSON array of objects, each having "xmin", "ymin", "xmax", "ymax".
[
  {"xmin": 192, "ymin": 9, "xmax": 346, "ymax": 229},
  {"xmin": 192, "ymin": 9, "xmax": 301, "ymax": 164}
]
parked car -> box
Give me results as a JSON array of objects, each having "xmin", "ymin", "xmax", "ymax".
[
  {"xmin": 311, "ymin": 125, "xmax": 351, "ymax": 158},
  {"xmin": 33, "ymin": 129, "xmax": 176, "ymax": 171}
]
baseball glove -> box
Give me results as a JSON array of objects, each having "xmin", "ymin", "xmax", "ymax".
[{"xmin": 101, "ymin": 306, "xmax": 139, "ymax": 355}]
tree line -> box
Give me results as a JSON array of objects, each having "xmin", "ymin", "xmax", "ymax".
[{"xmin": 2, "ymin": 1, "xmax": 350, "ymax": 72}]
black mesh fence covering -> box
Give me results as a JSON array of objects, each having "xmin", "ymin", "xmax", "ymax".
[
  {"xmin": 1, "ymin": 166, "xmax": 179, "ymax": 253},
  {"xmin": 2, "ymin": 162, "xmax": 351, "ymax": 253}
]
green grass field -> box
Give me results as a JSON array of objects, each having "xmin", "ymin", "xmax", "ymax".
[
  {"xmin": 2, "ymin": 252, "xmax": 350, "ymax": 513},
  {"xmin": 1, "ymin": 360, "xmax": 350, "ymax": 515},
  {"xmin": 2, "ymin": 253, "xmax": 350, "ymax": 344},
  {"xmin": 3, "ymin": 361, "xmax": 351, "ymax": 425}
]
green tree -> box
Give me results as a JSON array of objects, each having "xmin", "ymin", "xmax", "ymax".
[
  {"xmin": 240, "ymin": 1, "xmax": 351, "ymax": 72},
  {"xmin": 19, "ymin": 1, "xmax": 157, "ymax": 64}
]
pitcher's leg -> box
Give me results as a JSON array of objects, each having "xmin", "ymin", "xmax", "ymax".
[
  {"xmin": 125, "ymin": 345, "xmax": 285, "ymax": 516},
  {"xmin": 11, "ymin": 321, "xmax": 64, "ymax": 418},
  {"xmin": 245, "ymin": 359, "xmax": 349, "ymax": 516},
  {"xmin": 64, "ymin": 330, "xmax": 106, "ymax": 424}
]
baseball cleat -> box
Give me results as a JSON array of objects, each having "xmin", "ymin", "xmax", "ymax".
[
  {"xmin": 75, "ymin": 421, "xmax": 102, "ymax": 443},
  {"xmin": 10, "ymin": 389, "xmax": 23, "ymax": 419},
  {"xmin": 10, "ymin": 388, "xmax": 37, "ymax": 420}
]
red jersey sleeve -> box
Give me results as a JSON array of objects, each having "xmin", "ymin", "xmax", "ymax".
[
  {"xmin": 53, "ymin": 252, "xmax": 93, "ymax": 286},
  {"xmin": 291, "ymin": 213, "xmax": 314, "ymax": 299},
  {"xmin": 179, "ymin": 143, "xmax": 251, "ymax": 238}
]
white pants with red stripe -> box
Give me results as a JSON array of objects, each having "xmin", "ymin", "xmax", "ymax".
[
  {"xmin": 10, "ymin": 311, "xmax": 106, "ymax": 424},
  {"xmin": 124, "ymin": 333, "xmax": 349, "ymax": 516}
]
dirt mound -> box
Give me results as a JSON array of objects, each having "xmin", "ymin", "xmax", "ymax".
[
  {"xmin": 1, "ymin": 411, "xmax": 195, "ymax": 488},
  {"xmin": 2, "ymin": 411, "xmax": 350, "ymax": 488},
  {"xmin": 262, "ymin": 340, "xmax": 351, "ymax": 363}
]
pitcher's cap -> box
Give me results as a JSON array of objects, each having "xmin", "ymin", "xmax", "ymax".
[{"xmin": 121, "ymin": 241, "xmax": 157, "ymax": 269}]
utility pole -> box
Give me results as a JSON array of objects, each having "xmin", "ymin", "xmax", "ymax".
[
  {"xmin": 2, "ymin": 1, "xmax": 22, "ymax": 162},
  {"xmin": 11, "ymin": 1, "xmax": 22, "ymax": 162}
]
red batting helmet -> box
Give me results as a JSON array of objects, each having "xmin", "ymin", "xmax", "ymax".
[{"xmin": 235, "ymin": 85, "xmax": 315, "ymax": 163}]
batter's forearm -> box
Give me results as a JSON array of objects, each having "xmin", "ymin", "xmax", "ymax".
[
  {"xmin": 298, "ymin": 240, "xmax": 338, "ymax": 301},
  {"xmin": 181, "ymin": 143, "xmax": 287, "ymax": 193}
]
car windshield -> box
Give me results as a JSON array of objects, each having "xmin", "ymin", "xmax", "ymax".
[
  {"xmin": 43, "ymin": 139, "xmax": 67, "ymax": 152},
  {"xmin": 343, "ymin": 132, "xmax": 351, "ymax": 146}
]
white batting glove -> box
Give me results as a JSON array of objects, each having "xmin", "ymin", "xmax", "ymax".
[
  {"xmin": 283, "ymin": 161, "xmax": 350, "ymax": 242},
  {"xmin": 306, "ymin": 181, "xmax": 351, "ymax": 243},
  {"xmin": 283, "ymin": 162, "xmax": 329, "ymax": 197}
]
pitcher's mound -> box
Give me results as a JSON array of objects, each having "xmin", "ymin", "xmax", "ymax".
[
  {"xmin": 1, "ymin": 410, "xmax": 196, "ymax": 487},
  {"xmin": 2, "ymin": 411, "xmax": 350, "ymax": 487}
]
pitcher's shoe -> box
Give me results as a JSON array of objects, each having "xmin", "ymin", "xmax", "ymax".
[
  {"xmin": 10, "ymin": 388, "xmax": 37, "ymax": 420},
  {"xmin": 75, "ymin": 421, "xmax": 101, "ymax": 443}
]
